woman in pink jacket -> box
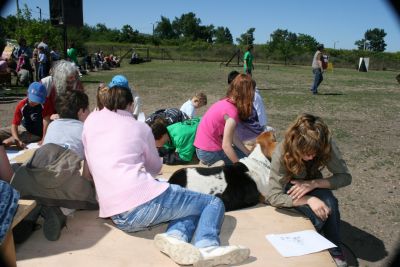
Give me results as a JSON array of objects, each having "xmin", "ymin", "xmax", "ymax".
[{"xmin": 82, "ymin": 75, "xmax": 250, "ymax": 267}]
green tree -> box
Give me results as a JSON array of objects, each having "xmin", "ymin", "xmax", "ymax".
[
  {"xmin": 214, "ymin": 27, "xmax": 233, "ymax": 44},
  {"xmin": 355, "ymin": 28, "xmax": 387, "ymax": 52},
  {"xmin": 3, "ymin": 5, "xmax": 62, "ymax": 51},
  {"xmin": 198, "ymin": 25, "xmax": 214, "ymax": 43},
  {"xmin": 170, "ymin": 12, "xmax": 214, "ymax": 42},
  {"xmin": 296, "ymin": 33, "xmax": 318, "ymax": 52},
  {"xmin": 154, "ymin": 16, "xmax": 176, "ymax": 39},
  {"xmin": 172, "ymin": 12, "xmax": 201, "ymax": 40},
  {"xmin": 236, "ymin": 28, "xmax": 255, "ymax": 46},
  {"xmin": 119, "ymin": 24, "xmax": 139, "ymax": 43},
  {"xmin": 268, "ymin": 29, "xmax": 298, "ymax": 65}
]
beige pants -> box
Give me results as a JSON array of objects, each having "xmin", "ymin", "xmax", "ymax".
[{"xmin": 0, "ymin": 126, "xmax": 41, "ymax": 144}]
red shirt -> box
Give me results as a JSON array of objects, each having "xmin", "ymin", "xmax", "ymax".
[{"xmin": 12, "ymin": 98, "xmax": 44, "ymax": 137}]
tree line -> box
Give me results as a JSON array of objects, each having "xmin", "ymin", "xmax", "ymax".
[{"xmin": 0, "ymin": 5, "xmax": 390, "ymax": 61}]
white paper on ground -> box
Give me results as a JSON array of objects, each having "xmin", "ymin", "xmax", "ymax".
[
  {"xmin": 266, "ymin": 230, "xmax": 336, "ymax": 257},
  {"xmin": 6, "ymin": 142, "xmax": 39, "ymax": 163}
]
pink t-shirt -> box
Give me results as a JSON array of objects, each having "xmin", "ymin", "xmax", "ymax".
[
  {"xmin": 82, "ymin": 108, "xmax": 168, "ymax": 218},
  {"xmin": 194, "ymin": 98, "xmax": 239, "ymax": 151}
]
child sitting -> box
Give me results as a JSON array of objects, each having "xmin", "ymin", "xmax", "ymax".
[
  {"xmin": 95, "ymin": 83, "xmax": 108, "ymax": 110},
  {"xmin": 148, "ymin": 117, "xmax": 200, "ymax": 165},
  {"xmin": 227, "ymin": 71, "xmax": 273, "ymax": 147},
  {"xmin": 180, "ymin": 92, "xmax": 207, "ymax": 118},
  {"xmin": 146, "ymin": 108, "xmax": 190, "ymax": 126},
  {"xmin": 11, "ymin": 91, "xmax": 97, "ymax": 242},
  {"xmin": 108, "ymin": 75, "xmax": 141, "ymax": 119},
  {"xmin": 44, "ymin": 90, "xmax": 90, "ymax": 163},
  {"xmin": 0, "ymin": 82, "xmax": 47, "ymax": 148}
]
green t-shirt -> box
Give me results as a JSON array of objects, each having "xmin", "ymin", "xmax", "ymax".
[
  {"xmin": 67, "ymin": 47, "xmax": 78, "ymax": 65},
  {"xmin": 244, "ymin": 51, "xmax": 253, "ymax": 72},
  {"xmin": 164, "ymin": 117, "xmax": 200, "ymax": 162}
]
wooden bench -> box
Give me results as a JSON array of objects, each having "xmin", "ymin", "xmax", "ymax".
[
  {"xmin": 14, "ymin": 164, "xmax": 336, "ymax": 266},
  {"xmin": 1, "ymin": 200, "xmax": 36, "ymax": 267},
  {"xmin": 12, "ymin": 200, "xmax": 37, "ymax": 228}
]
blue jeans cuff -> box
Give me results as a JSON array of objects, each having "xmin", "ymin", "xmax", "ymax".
[
  {"xmin": 166, "ymin": 229, "xmax": 189, "ymax": 242},
  {"xmin": 195, "ymin": 239, "xmax": 219, "ymax": 248}
]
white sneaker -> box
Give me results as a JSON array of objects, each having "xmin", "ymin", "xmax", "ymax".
[
  {"xmin": 154, "ymin": 233, "xmax": 202, "ymax": 265},
  {"xmin": 195, "ymin": 245, "xmax": 250, "ymax": 267}
]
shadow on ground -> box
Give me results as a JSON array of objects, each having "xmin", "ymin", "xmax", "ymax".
[
  {"xmin": 319, "ymin": 92, "xmax": 344, "ymax": 96},
  {"xmin": 81, "ymin": 80, "xmax": 104, "ymax": 84},
  {"xmin": 257, "ymin": 88, "xmax": 278, "ymax": 91},
  {"xmin": 340, "ymin": 220, "xmax": 388, "ymax": 266},
  {"xmin": 0, "ymin": 96, "xmax": 24, "ymax": 104}
]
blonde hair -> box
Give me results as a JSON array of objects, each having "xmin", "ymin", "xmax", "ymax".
[
  {"xmin": 226, "ymin": 74, "xmax": 254, "ymax": 120},
  {"xmin": 282, "ymin": 113, "xmax": 331, "ymax": 179},
  {"xmin": 96, "ymin": 83, "xmax": 108, "ymax": 110}
]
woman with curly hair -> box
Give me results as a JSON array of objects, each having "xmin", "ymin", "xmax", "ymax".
[
  {"xmin": 266, "ymin": 113, "xmax": 352, "ymax": 267},
  {"xmin": 194, "ymin": 74, "xmax": 254, "ymax": 166}
]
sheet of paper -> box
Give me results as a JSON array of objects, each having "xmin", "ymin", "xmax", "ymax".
[
  {"xmin": 6, "ymin": 143, "xmax": 39, "ymax": 163},
  {"xmin": 266, "ymin": 230, "xmax": 336, "ymax": 257}
]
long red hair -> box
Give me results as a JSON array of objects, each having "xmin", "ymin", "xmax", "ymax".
[{"xmin": 226, "ymin": 74, "xmax": 254, "ymax": 120}]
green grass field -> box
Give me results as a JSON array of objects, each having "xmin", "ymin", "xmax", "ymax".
[{"xmin": 81, "ymin": 60, "xmax": 400, "ymax": 141}]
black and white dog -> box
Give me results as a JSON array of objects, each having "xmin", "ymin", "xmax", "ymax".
[{"xmin": 168, "ymin": 132, "xmax": 277, "ymax": 211}]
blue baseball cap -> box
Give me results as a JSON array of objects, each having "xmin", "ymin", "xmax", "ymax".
[
  {"xmin": 108, "ymin": 75, "xmax": 131, "ymax": 90},
  {"xmin": 27, "ymin": 82, "xmax": 47, "ymax": 104}
]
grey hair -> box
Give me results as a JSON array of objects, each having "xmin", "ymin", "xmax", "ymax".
[{"xmin": 52, "ymin": 60, "xmax": 79, "ymax": 94}]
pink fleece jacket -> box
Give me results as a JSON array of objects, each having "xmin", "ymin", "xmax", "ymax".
[{"xmin": 82, "ymin": 108, "xmax": 168, "ymax": 218}]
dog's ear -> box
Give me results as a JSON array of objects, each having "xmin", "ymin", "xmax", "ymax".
[
  {"xmin": 256, "ymin": 131, "xmax": 277, "ymax": 159},
  {"xmin": 266, "ymin": 141, "xmax": 277, "ymax": 160}
]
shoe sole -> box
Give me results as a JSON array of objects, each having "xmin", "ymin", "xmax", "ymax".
[
  {"xmin": 194, "ymin": 247, "xmax": 250, "ymax": 267},
  {"xmin": 42, "ymin": 208, "xmax": 66, "ymax": 241},
  {"xmin": 154, "ymin": 234, "xmax": 201, "ymax": 265}
]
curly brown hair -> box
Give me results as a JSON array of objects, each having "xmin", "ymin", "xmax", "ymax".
[
  {"xmin": 282, "ymin": 113, "xmax": 331, "ymax": 179},
  {"xmin": 226, "ymin": 74, "xmax": 254, "ymax": 120}
]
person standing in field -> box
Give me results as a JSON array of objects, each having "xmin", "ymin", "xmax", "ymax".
[
  {"xmin": 243, "ymin": 44, "xmax": 254, "ymax": 76},
  {"xmin": 310, "ymin": 44, "xmax": 325, "ymax": 95}
]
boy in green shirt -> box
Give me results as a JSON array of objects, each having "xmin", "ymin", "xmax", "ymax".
[
  {"xmin": 244, "ymin": 44, "xmax": 254, "ymax": 76},
  {"xmin": 149, "ymin": 117, "xmax": 200, "ymax": 165}
]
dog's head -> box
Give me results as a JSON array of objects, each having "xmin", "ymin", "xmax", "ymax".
[{"xmin": 255, "ymin": 131, "xmax": 277, "ymax": 160}]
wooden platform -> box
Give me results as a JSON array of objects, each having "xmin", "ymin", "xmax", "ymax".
[
  {"xmin": 12, "ymin": 200, "xmax": 37, "ymax": 228},
  {"xmin": 14, "ymin": 160, "xmax": 336, "ymax": 266}
]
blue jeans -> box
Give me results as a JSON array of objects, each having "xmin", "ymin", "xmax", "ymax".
[
  {"xmin": 38, "ymin": 63, "xmax": 47, "ymax": 80},
  {"xmin": 111, "ymin": 184, "xmax": 225, "ymax": 248},
  {"xmin": 196, "ymin": 146, "xmax": 247, "ymax": 166},
  {"xmin": 311, "ymin": 68, "xmax": 323, "ymax": 93},
  {"xmin": 285, "ymin": 185, "xmax": 343, "ymax": 255}
]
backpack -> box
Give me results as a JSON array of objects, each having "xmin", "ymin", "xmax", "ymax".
[{"xmin": 145, "ymin": 108, "xmax": 190, "ymax": 126}]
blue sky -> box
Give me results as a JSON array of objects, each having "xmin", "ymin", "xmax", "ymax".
[{"xmin": 1, "ymin": 0, "xmax": 400, "ymax": 52}]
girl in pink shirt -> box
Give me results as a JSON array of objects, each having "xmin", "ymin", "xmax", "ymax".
[
  {"xmin": 194, "ymin": 74, "xmax": 254, "ymax": 165},
  {"xmin": 82, "ymin": 75, "xmax": 250, "ymax": 267}
]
